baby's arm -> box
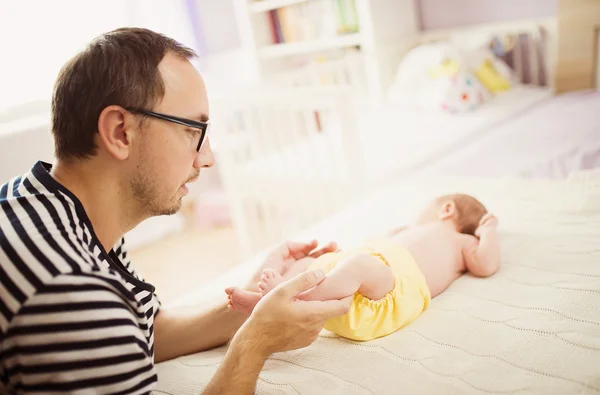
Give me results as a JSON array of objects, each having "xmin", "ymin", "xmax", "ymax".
[{"xmin": 462, "ymin": 214, "xmax": 501, "ymax": 277}]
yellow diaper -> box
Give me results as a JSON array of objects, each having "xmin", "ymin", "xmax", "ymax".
[{"xmin": 308, "ymin": 238, "xmax": 431, "ymax": 341}]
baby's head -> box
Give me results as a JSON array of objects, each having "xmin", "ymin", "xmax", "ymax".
[{"xmin": 416, "ymin": 193, "xmax": 487, "ymax": 236}]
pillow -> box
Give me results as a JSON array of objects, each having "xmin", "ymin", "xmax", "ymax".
[{"xmin": 386, "ymin": 42, "xmax": 462, "ymax": 105}]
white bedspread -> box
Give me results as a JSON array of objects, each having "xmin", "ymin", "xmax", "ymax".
[
  {"xmin": 154, "ymin": 170, "xmax": 600, "ymax": 395},
  {"xmin": 421, "ymin": 90, "xmax": 600, "ymax": 179}
]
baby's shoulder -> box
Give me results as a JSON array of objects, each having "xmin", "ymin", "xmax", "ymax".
[{"xmin": 385, "ymin": 225, "xmax": 410, "ymax": 237}]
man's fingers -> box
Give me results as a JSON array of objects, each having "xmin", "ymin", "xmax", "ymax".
[
  {"xmin": 312, "ymin": 296, "xmax": 352, "ymax": 320},
  {"xmin": 286, "ymin": 240, "xmax": 338, "ymax": 260},
  {"xmin": 310, "ymin": 241, "xmax": 338, "ymax": 258},
  {"xmin": 287, "ymin": 240, "xmax": 318, "ymax": 259},
  {"xmin": 278, "ymin": 270, "xmax": 325, "ymax": 299}
]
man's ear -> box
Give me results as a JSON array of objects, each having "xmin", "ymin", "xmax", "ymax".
[
  {"xmin": 97, "ymin": 105, "xmax": 135, "ymax": 160},
  {"xmin": 438, "ymin": 200, "xmax": 457, "ymax": 219}
]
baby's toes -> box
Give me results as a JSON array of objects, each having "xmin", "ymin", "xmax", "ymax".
[
  {"xmin": 258, "ymin": 281, "xmax": 268, "ymax": 293},
  {"xmin": 263, "ymin": 268, "xmax": 277, "ymax": 279}
]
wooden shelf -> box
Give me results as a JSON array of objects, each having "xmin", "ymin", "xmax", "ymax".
[
  {"xmin": 258, "ymin": 33, "xmax": 362, "ymax": 58},
  {"xmin": 248, "ymin": 0, "xmax": 309, "ymax": 13}
]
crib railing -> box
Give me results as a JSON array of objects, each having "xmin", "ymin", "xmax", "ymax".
[{"xmin": 210, "ymin": 87, "xmax": 366, "ymax": 257}]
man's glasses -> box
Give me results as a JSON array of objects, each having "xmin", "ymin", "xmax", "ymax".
[{"xmin": 127, "ymin": 108, "xmax": 210, "ymax": 152}]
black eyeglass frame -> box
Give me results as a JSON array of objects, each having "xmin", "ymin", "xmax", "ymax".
[{"xmin": 127, "ymin": 108, "xmax": 210, "ymax": 152}]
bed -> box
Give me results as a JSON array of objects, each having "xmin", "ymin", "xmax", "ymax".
[
  {"xmin": 217, "ymin": 85, "xmax": 552, "ymax": 182},
  {"xmin": 154, "ymin": 168, "xmax": 600, "ymax": 395},
  {"xmin": 419, "ymin": 89, "xmax": 600, "ymax": 179},
  {"xmin": 356, "ymin": 84, "xmax": 553, "ymax": 181}
]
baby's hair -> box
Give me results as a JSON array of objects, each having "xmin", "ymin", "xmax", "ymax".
[{"xmin": 437, "ymin": 194, "xmax": 488, "ymax": 236}]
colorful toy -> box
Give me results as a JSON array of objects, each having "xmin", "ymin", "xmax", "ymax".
[
  {"xmin": 474, "ymin": 57, "xmax": 512, "ymax": 93},
  {"xmin": 440, "ymin": 71, "xmax": 490, "ymax": 113},
  {"xmin": 489, "ymin": 34, "xmax": 516, "ymax": 57}
]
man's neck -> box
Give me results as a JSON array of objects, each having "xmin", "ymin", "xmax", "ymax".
[{"xmin": 50, "ymin": 158, "xmax": 143, "ymax": 252}]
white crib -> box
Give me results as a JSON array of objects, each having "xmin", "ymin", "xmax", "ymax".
[{"xmin": 210, "ymin": 87, "xmax": 367, "ymax": 256}]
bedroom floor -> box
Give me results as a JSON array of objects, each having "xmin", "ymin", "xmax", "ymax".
[{"xmin": 130, "ymin": 224, "xmax": 244, "ymax": 305}]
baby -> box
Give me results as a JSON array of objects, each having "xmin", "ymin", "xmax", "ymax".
[{"xmin": 226, "ymin": 193, "xmax": 500, "ymax": 341}]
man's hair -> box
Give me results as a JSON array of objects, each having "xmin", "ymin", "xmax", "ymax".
[
  {"xmin": 51, "ymin": 27, "xmax": 197, "ymax": 161},
  {"xmin": 437, "ymin": 193, "xmax": 488, "ymax": 236}
]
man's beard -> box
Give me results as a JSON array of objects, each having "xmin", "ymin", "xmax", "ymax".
[{"xmin": 130, "ymin": 168, "xmax": 181, "ymax": 217}]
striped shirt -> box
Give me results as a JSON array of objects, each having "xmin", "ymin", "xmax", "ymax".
[{"xmin": 0, "ymin": 161, "xmax": 160, "ymax": 394}]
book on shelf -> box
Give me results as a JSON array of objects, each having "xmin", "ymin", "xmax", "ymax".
[
  {"xmin": 265, "ymin": 48, "xmax": 364, "ymax": 89},
  {"xmin": 264, "ymin": 0, "xmax": 359, "ymax": 45}
]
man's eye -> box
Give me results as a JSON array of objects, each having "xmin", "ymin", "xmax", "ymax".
[{"xmin": 186, "ymin": 129, "xmax": 201, "ymax": 137}]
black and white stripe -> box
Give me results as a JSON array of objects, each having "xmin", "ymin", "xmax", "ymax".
[{"xmin": 1, "ymin": 161, "xmax": 160, "ymax": 394}]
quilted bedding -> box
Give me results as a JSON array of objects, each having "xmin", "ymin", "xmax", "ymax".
[{"xmin": 154, "ymin": 170, "xmax": 600, "ymax": 395}]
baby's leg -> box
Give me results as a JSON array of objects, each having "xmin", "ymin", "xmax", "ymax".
[
  {"xmin": 258, "ymin": 256, "xmax": 316, "ymax": 296},
  {"xmin": 297, "ymin": 253, "xmax": 394, "ymax": 302},
  {"xmin": 226, "ymin": 256, "xmax": 319, "ymax": 313},
  {"xmin": 282, "ymin": 256, "xmax": 316, "ymax": 280}
]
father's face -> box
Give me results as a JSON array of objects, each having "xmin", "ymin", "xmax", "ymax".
[{"xmin": 130, "ymin": 53, "xmax": 214, "ymax": 217}]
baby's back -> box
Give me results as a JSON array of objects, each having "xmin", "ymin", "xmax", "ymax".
[{"xmin": 391, "ymin": 224, "xmax": 466, "ymax": 297}]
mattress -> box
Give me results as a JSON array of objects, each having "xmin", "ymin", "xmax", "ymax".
[
  {"xmin": 154, "ymin": 169, "xmax": 600, "ymax": 395},
  {"xmin": 420, "ymin": 90, "xmax": 600, "ymax": 179},
  {"xmin": 220, "ymin": 85, "xmax": 552, "ymax": 186}
]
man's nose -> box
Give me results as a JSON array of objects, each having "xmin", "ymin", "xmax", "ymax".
[{"xmin": 194, "ymin": 138, "xmax": 215, "ymax": 169}]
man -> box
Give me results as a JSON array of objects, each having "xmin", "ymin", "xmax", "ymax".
[{"xmin": 0, "ymin": 27, "xmax": 351, "ymax": 394}]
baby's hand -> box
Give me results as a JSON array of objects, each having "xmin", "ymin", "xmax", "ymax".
[{"xmin": 475, "ymin": 213, "xmax": 498, "ymax": 237}]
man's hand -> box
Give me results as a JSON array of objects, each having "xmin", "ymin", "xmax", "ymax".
[
  {"xmin": 202, "ymin": 266, "xmax": 351, "ymax": 394},
  {"xmin": 236, "ymin": 269, "xmax": 352, "ymax": 357},
  {"xmin": 245, "ymin": 240, "xmax": 338, "ymax": 292},
  {"xmin": 475, "ymin": 213, "xmax": 499, "ymax": 238}
]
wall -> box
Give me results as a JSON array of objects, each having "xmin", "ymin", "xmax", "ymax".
[
  {"xmin": 418, "ymin": 0, "xmax": 557, "ymax": 30},
  {"xmin": 0, "ymin": 0, "xmax": 131, "ymax": 114},
  {"xmin": 193, "ymin": 0, "xmax": 241, "ymax": 54}
]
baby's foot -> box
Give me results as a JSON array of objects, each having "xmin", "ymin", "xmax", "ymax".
[
  {"xmin": 258, "ymin": 268, "xmax": 284, "ymax": 296},
  {"xmin": 225, "ymin": 287, "xmax": 262, "ymax": 315}
]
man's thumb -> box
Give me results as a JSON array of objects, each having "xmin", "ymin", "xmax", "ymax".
[{"xmin": 280, "ymin": 270, "xmax": 325, "ymax": 299}]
